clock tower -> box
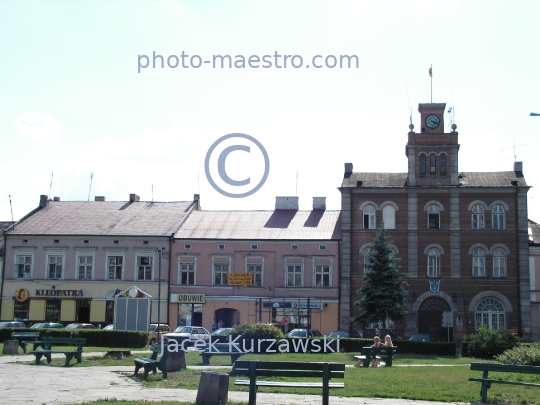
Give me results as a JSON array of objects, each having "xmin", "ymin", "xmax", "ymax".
[{"xmin": 406, "ymin": 103, "xmax": 459, "ymax": 187}]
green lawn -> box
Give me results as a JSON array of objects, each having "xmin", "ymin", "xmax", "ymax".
[{"xmin": 4, "ymin": 345, "xmax": 539, "ymax": 404}]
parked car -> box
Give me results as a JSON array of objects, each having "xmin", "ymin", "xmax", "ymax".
[
  {"xmin": 166, "ymin": 326, "xmax": 211, "ymax": 346},
  {"xmin": 328, "ymin": 330, "xmax": 362, "ymax": 338},
  {"xmin": 103, "ymin": 324, "xmax": 114, "ymax": 330},
  {"xmin": 0, "ymin": 321, "xmax": 26, "ymax": 328},
  {"xmin": 212, "ymin": 327, "xmax": 232, "ymax": 336},
  {"xmin": 30, "ymin": 322, "xmax": 64, "ymax": 329},
  {"xmin": 409, "ymin": 334, "xmax": 440, "ymax": 342},
  {"xmin": 287, "ymin": 329, "xmax": 322, "ymax": 338},
  {"xmin": 148, "ymin": 323, "xmax": 171, "ymax": 345},
  {"xmin": 65, "ymin": 323, "xmax": 96, "ymax": 329}
]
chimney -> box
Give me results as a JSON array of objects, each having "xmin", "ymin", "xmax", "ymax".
[
  {"xmin": 514, "ymin": 161, "xmax": 523, "ymax": 177},
  {"xmin": 95, "ymin": 196, "xmax": 106, "ymax": 202},
  {"xmin": 275, "ymin": 196, "xmax": 299, "ymax": 210},
  {"xmin": 39, "ymin": 195, "xmax": 48, "ymax": 207},
  {"xmin": 313, "ymin": 197, "xmax": 326, "ymax": 210},
  {"xmin": 129, "ymin": 194, "xmax": 140, "ymax": 202},
  {"xmin": 344, "ymin": 163, "xmax": 353, "ymax": 178},
  {"xmin": 193, "ymin": 194, "xmax": 201, "ymax": 210},
  {"xmin": 53, "ymin": 197, "xmax": 60, "ymax": 202}
]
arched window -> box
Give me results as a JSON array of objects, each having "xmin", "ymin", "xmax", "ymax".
[
  {"xmin": 430, "ymin": 153, "xmax": 436, "ymax": 174},
  {"xmin": 492, "ymin": 205, "xmax": 505, "ymax": 230},
  {"xmin": 440, "ymin": 154, "xmax": 447, "ymax": 175},
  {"xmin": 382, "ymin": 205, "xmax": 395, "ymax": 229},
  {"xmin": 420, "ymin": 154, "xmax": 426, "ymax": 175},
  {"xmin": 428, "ymin": 205, "xmax": 440, "ymax": 230},
  {"xmin": 472, "ymin": 205, "xmax": 485, "ymax": 230},
  {"xmin": 363, "ymin": 205, "xmax": 375, "ymax": 230},
  {"xmin": 363, "ymin": 248, "xmax": 371, "ymax": 274},
  {"xmin": 472, "ymin": 248, "xmax": 486, "ymax": 277},
  {"xmin": 493, "ymin": 248, "xmax": 506, "ymax": 277},
  {"xmin": 475, "ymin": 298, "xmax": 505, "ymax": 330},
  {"xmin": 427, "ymin": 248, "xmax": 440, "ymax": 277}
]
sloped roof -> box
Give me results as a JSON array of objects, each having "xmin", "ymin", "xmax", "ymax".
[
  {"xmin": 0, "ymin": 221, "xmax": 15, "ymax": 253},
  {"xmin": 174, "ymin": 210, "xmax": 341, "ymax": 240},
  {"xmin": 8, "ymin": 200, "xmax": 196, "ymax": 236},
  {"xmin": 529, "ymin": 220, "xmax": 540, "ymax": 245},
  {"xmin": 341, "ymin": 171, "xmax": 527, "ymax": 188}
]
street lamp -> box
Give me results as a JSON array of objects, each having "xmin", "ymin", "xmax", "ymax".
[{"xmin": 157, "ymin": 248, "xmax": 165, "ymax": 335}]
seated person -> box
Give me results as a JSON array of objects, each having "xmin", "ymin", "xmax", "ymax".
[
  {"xmin": 353, "ymin": 336, "xmax": 383, "ymax": 367},
  {"xmin": 372, "ymin": 335, "xmax": 393, "ymax": 368}
]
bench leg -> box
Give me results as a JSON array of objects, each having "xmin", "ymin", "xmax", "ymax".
[
  {"xmin": 65, "ymin": 353, "xmax": 74, "ymax": 367},
  {"xmin": 134, "ymin": 362, "xmax": 142, "ymax": 377},
  {"xmin": 20, "ymin": 343, "xmax": 27, "ymax": 354},
  {"xmin": 230, "ymin": 354, "xmax": 240, "ymax": 365},
  {"xmin": 362, "ymin": 355, "xmax": 371, "ymax": 367},
  {"xmin": 480, "ymin": 380, "xmax": 491, "ymax": 403},
  {"xmin": 202, "ymin": 354, "xmax": 211, "ymax": 366},
  {"xmin": 34, "ymin": 354, "xmax": 43, "ymax": 365},
  {"xmin": 45, "ymin": 353, "xmax": 52, "ymax": 364}
]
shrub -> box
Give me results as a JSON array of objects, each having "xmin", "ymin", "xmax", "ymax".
[
  {"xmin": 231, "ymin": 323, "xmax": 283, "ymax": 341},
  {"xmin": 461, "ymin": 328, "xmax": 520, "ymax": 359},
  {"xmin": 495, "ymin": 343, "xmax": 540, "ymax": 366}
]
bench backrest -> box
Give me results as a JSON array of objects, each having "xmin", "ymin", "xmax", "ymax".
[
  {"xmin": 149, "ymin": 345, "xmax": 168, "ymax": 362},
  {"xmin": 361, "ymin": 346, "xmax": 397, "ymax": 356},
  {"xmin": 234, "ymin": 361, "xmax": 345, "ymax": 380},
  {"xmin": 11, "ymin": 332, "xmax": 40, "ymax": 338},
  {"xmin": 42, "ymin": 336, "xmax": 86, "ymax": 350},
  {"xmin": 203, "ymin": 342, "xmax": 242, "ymax": 353},
  {"xmin": 470, "ymin": 362, "xmax": 540, "ymax": 375}
]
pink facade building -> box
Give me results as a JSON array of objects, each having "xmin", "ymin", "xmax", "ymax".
[{"xmin": 169, "ymin": 197, "xmax": 342, "ymax": 335}]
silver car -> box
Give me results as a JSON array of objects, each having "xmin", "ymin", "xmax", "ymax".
[{"xmin": 166, "ymin": 326, "xmax": 211, "ymax": 346}]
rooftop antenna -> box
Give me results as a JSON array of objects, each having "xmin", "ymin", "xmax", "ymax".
[
  {"xmin": 502, "ymin": 136, "xmax": 525, "ymax": 161},
  {"xmin": 9, "ymin": 195, "xmax": 14, "ymax": 229},
  {"xmin": 152, "ymin": 184, "xmax": 154, "ymax": 203},
  {"xmin": 48, "ymin": 172, "xmax": 53, "ymax": 200},
  {"xmin": 296, "ymin": 172, "xmax": 298, "ymax": 196},
  {"xmin": 87, "ymin": 172, "xmax": 93, "ymax": 201},
  {"xmin": 429, "ymin": 64, "xmax": 433, "ymax": 103}
]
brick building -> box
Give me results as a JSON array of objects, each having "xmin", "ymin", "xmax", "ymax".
[{"xmin": 339, "ymin": 102, "xmax": 532, "ymax": 342}]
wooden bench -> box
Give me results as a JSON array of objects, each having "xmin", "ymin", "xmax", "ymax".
[
  {"xmin": 232, "ymin": 360, "xmax": 345, "ymax": 405},
  {"xmin": 30, "ymin": 337, "xmax": 86, "ymax": 366},
  {"xmin": 469, "ymin": 362, "xmax": 540, "ymax": 403},
  {"xmin": 354, "ymin": 346, "xmax": 397, "ymax": 367},
  {"xmin": 200, "ymin": 342, "xmax": 244, "ymax": 365},
  {"xmin": 11, "ymin": 332, "xmax": 43, "ymax": 354},
  {"xmin": 134, "ymin": 345, "xmax": 168, "ymax": 380}
]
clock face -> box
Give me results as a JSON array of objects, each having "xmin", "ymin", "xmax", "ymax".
[{"xmin": 426, "ymin": 114, "xmax": 440, "ymax": 129}]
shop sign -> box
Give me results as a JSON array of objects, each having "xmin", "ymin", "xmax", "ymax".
[
  {"xmin": 35, "ymin": 289, "xmax": 84, "ymax": 297},
  {"xmin": 263, "ymin": 302, "xmax": 323, "ymax": 310},
  {"xmin": 172, "ymin": 293, "xmax": 206, "ymax": 303},
  {"xmin": 228, "ymin": 273, "xmax": 253, "ymax": 286},
  {"xmin": 15, "ymin": 288, "xmax": 29, "ymax": 302}
]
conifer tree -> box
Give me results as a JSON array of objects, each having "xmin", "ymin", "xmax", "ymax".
[{"xmin": 352, "ymin": 223, "xmax": 408, "ymax": 329}]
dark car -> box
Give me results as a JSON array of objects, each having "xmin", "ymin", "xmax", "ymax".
[
  {"xmin": 0, "ymin": 321, "xmax": 26, "ymax": 328},
  {"xmin": 409, "ymin": 334, "xmax": 440, "ymax": 342},
  {"xmin": 65, "ymin": 323, "xmax": 96, "ymax": 329},
  {"xmin": 211, "ymin": 327, "xmax": 232, "ymax": 336},
  {"xmin": 328, "ymin": 330, "xmax": 362, "ymax": 338},
  {"xmin": 30, "ymin": 322, "xmax": 64, "ymax": 329}
]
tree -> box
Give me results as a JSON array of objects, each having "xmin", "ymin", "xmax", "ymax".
[{"xmin": 352, "ymin": 223, "xmax": 408, "ymax": 329}]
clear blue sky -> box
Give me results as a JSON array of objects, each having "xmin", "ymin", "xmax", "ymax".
[{"xmin": 1, "ymin": 1, "xmax": 539, "ymax": 221}]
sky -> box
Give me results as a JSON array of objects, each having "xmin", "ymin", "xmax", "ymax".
[{"xmin": 1, "ymin": 1, "xmax": 540, "ymax": 222}]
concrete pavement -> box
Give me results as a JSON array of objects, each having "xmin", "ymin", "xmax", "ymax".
[{"xmin": 0, "ymin": 352, "xmax": 474, "ymax": 405}]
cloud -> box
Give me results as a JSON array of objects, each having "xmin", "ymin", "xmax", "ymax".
[{"xmin": 15, "ymin": 111, "xmax": 63, "ymax": 139}]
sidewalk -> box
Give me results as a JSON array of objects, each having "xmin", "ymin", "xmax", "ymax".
[{"xmin": 0, "ymin": 352, "xmax": 474, "ymax": 405}]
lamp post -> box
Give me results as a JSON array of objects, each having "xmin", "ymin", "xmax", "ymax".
[{"xmin": 157, "ymin": 248, "xmax": 165, "ymax": 334}]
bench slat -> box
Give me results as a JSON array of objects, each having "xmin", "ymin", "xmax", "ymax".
[
  {"xmin": 470, "ymin": 362, "xmax": 540, "ymax": 375},
  {"xmin": 235, "ymin": 379, "xmax": 345, "ymax": 388},
  {"xmin": 469, "ymin": 377, "xmax": 540, "ymax": 388}
]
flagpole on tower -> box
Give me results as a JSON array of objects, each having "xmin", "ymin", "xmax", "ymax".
[{"xmin": 429, "ymin": 64, "xmax": 433, "ymax": 103}]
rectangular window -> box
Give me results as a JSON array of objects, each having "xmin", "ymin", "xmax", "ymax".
[
  {"xmin": 319, "ymin": 244, "xmax": 327, "ymax": 251},
  {"xmin": 286, "ymin": 265, "xmax": 303, "ymax": 287},
  {"xmin": 184, "ymin": 243, "xmax": 192, "ymax": 249},
  {"xmin": 180, "ymin": 262, "xmax": 195, "ymax": 285},
  {"xmin": 364, "ymin": 213, "xmax": 375, "ymax": 229},
  {"xmin": 247, "ymin": 264, "xmax": 263, "ymax": 287},
  {"xmin": 493, "ymin": 257, "xmax": 506, "ymax": 277},
  {"xmin": 314, "ymin": 265, "xmax": 331, "ymax": 287},
  {"xmin": 15, "ymin": 255, "xmax": 32, "ymax": 279},
  {"xmin": 45, "ymin": 299, "xmax": 61, "ymax": 322},
  {"xmin": 108, "ymin": 256, "xmax": 123, "ymax": 280},
  {"xmin": 78, "ymin": 255, "xmax": 93, "ymax": 280},
  {"xmin": 213, "ymin": 263, "xmax": 229, "ymax": 286},
  {"xmin": 473, "ymin": 257, "xmax": 486, "ymax": 277},
  {"xmin": 251, "ymin": 244, "xmax": 258, "ymax": 250},
  {"xmin": 291, "ymin": 244, "xmax": 299, "ymax": 251},
  {"xmin": 137, "ymin": 256, "xmax": 153, "ymax": 280},
  {"xmin": 218, "ymin": 244, "xmax": 225, "ymax": 250},
  {"xmin": 428, "ymin": 213, "xmax": 440, "ymax": 229},
  {"xmin": 48, "ymin": 255, "xmax": 63, "ymax": 279},
  {"xmin": 428, "ymin": 256, "xmax": 440, "ymax": 277}
]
